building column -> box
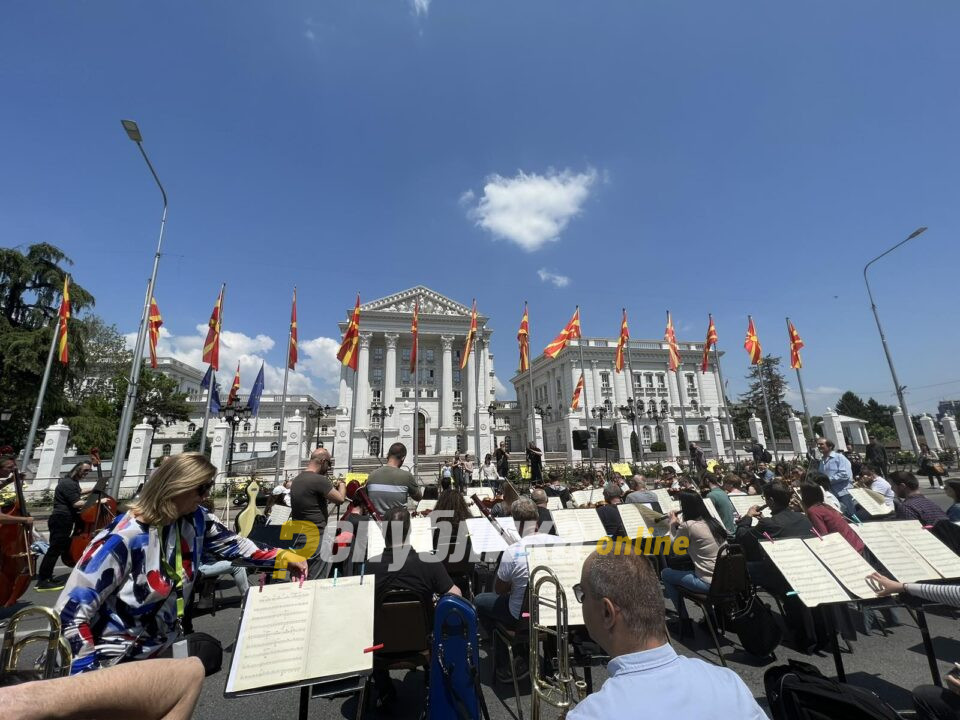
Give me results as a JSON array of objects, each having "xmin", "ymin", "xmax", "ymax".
[
  {"xmin": 664, "ymin": 415, "xmax": 681, "ymax": 460},
  {"xmin": 590, "ymin": 360, "xmax": 601, "ymax": 412},
  {"xmin": 30, "ymin": 418, "xmax": 70, "ymax": 492},
  {"xmin": 466, "ymin": 338, "xmax": 477, "ymax": 453},
  {"xmin": 919, "ymin": 414, "xmax": 942, "ymax": 451},
  {"xmin": 440, "ymin": 335, "xmax": 457, "ymax": 453},
  {"xmin": 283, "ymin": 409, "xmax": 306, "ymax": 476},
  {"xmin": 355, "ymin": 332, "xmax": 372, "ymax": 429},
  {"xmin": 209, "ymin": 420, "xmax": 231, "ymax": 481},
  {"xmin": 786, "ymin": 413, "xmax": 806, "ymax": 457},
  {"xmin": 892, "ymin": 408, "xmax": 913, "ymax": 451},
  {"xmin": 942, "ymin": 415, "xmax": 960, "ymax": 451},
  {"xmin": 384, "ymin": 333, "xmax": 399, "ymax": 428},
  {"xmin": 821, "ymin": 408, "xmax": 846, "ymax": 451},
  {"xmin": 706, "ymin": 415, "xmax": 724, "ymax": 459},
  {"xmin": 748, "ymin": 414, "xmax": 766, "ymax": 447},
  {"xmin": 693, "ymin": 369, "xmax": 706, "ymax": 415},
  {"xmin": 476, "ymin": 334, "xmax": 492, "ymax": 460},
  {"xmin": 122, "ymin": 418, "xmax": 155, "ymax": 494}
]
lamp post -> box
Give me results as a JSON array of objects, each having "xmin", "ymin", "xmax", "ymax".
[
  {"xmin": 143, "ymin": 413, "xmax": 167, "ymax": 479},
  {"xmin": 863, "ymin": 226, "xmax": 927, "ymax": 456},
  {"xmin": 219, "ymin": 401, "xmax": 252, "ymax": 477},
  {"xmin": 619, "ymin": 397, "xmax": 645, "ymax": 465},
  {"xmin": 647, "ymin": 407, "xmax": 664, "ymax": 453},
  {"xmin": 487, "ymin": 402, "xmax": 497, "ymax": 453},
  {"xmin": 111, "ymin": 120, "xmax": 168, "ymax": 497},
  {"xmin": 592, "ymin": 401, "xmax": 611, "ymax": 468},
  {"xmin": 314, "ymin": 404, "xmax": 332, "ymax": 450},
  {"xmin": 373, "ymin": 403, "xmax": 394, "ymax": 457}
]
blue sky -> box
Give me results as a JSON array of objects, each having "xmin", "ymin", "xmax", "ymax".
[{"xmin": 3, "ymin": 1, "xmax": 959, "ymax": 413}]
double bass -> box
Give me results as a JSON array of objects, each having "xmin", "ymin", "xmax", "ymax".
[
  {"xmin": 66, "ymin": 449, "xmax": 118, "ymax": 567},
  {"xmin": 0, "ymin": 462, "xmax": 35, "ymax": 607}
]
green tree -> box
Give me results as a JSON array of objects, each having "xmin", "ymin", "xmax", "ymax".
[
  {"xmin": 184, "ymin": 428, "xmax": 210, "ymax": 457},
  {"xmin": 835, "ymin": 391, "xmax": 869, "ymax": 419},
  {"xmin": 738, "ymin": 354, "xmax": 793, "ymax": 437}
]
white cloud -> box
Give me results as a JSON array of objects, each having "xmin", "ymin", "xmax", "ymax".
[
  {"xmin": 412, "ymin": 0, "xmax": 431, "ymax": 16},
  {"xmin": 463, "ymin": 168, "xmax": 598, "ymax": 252},
  {"xmin": 304, "ymin": 28, "xmax": 316, "ymax": 42},
  {"xmin": 537, "ymin": 268, "xmax": 570, "ymax": 288},
  {"xmin": 492, "ymin": 375, "xmax": 510, "ymax": 399}
]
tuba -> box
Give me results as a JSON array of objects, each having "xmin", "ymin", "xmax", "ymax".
[
  {"xmin": 529, "ymin": 566, "xmax": 587, "ymax": 719},
  {"xmin": 0, "ymin": 606, "xmax": 72, "ymax": 681}
]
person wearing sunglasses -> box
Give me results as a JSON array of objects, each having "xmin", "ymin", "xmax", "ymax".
[
  {"xmin": 567, "ymin": 552, "xmax": 765, "ymax": 719},
  {"xmin": 55, "ymin": 452, "xmax": 307, "ymax": 674}
]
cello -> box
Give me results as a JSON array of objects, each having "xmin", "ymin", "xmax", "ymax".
[
  {"xmin": 0, "ymin": 462, "xmax": 36, "ymax": 607},
  {"xmin": 66, "ymin": 449, "xmax": 118, "ymax": 567}
]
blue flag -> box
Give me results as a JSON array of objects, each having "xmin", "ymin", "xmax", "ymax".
[
  {"xmin": 201, "ymin": 366, "xmax": 221, "ymax": 414},
  {"xmin": 248, "ymin": 362, "xmax": 265, "ymax": 416}
]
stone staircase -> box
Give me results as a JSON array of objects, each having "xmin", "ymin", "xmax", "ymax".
[{"xmin": 346, "ymin": 451, "xmax": 569, "ymax": 485}]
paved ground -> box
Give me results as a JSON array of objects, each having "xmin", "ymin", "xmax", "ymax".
[{"xmin": 6, "ymin": 485, "xmax": 958, "ymax": 719}]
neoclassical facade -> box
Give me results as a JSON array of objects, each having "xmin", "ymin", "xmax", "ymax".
[
  {"xmin": 508, "ymin": 336, "xmax": 736, "ymax": 461},
  {"xmin": 332, "ymin": 287, "xmax": 497, "ymax": 470}
]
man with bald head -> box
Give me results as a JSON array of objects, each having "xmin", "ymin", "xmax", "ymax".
[
  {"xmin": 290, "ymin": 448, "xmax": 346, "ymax": 578},
  {"xmin": 568, "ymin": 551, "xmax": 764, "ymax": 719}
]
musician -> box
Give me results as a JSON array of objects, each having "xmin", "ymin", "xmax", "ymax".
[
  {"xmin": 816, "ymin": 437, "xmax": 856, "ymax": 517},
  {"xmin": 36, "ymin": 462, "xmax": 98, "ymax": 591},
  {"xmin": 474, "ymin": 498, "xmax": 562, "ymax": 681},
  {"xmin": 624, "ymin": 475, "xmax": 658, "ymax": 507},
  {"xmin": 688, "ymin": 441, "xmax": 707, "ymax": 478},
  {"xmin": 530, "ymin": 488, "xmax": 558, "ymax": 535},
  {"xmin": 0, "ymin": 454, "xmax": 33, "ymax": 527},
  {"xmin": 271, "ymin": 477, "xmax": 292, "ymax": 506},
  {"xmin": 55, "ymin": 452, "xmax": 307, "ymax": 674},
  {"xmin": 722, "ymin": 474, "xmax": 747, "ymax": 496},
  {"xmin": 596, "ymin": 483, "xmax": 627, "ymax": 538},
  {"xmin": 568, "ymin": 551, "xmax": 765, "ymax": 719},
  {"xmin": 461, "ymin": 453, "xmax": 475, "ymax": 483},
  {"xmin": 860, "ymin": 464, "xmax": 895, "ymax": 509},
  {"xmin": 366, "ymin": 442, "xmax": 422, "ymax": 515},
  {"xmin": 526, "ymin": 441, "xmax": 544, "ymax": 484},
  {"xmin": 798, "ymin": 482, "xmax": 864, "ymax": 553},
  {"xmin": 810, "ymin": 473, "xmax": 844, "ymax": 513},
  {"xmin": 495, "ymin": 441, "xmax": 510, "ymax": 478},
  {"xmin": 703, "ymin": 472, "xmax": 736, "ymax": 535},
  {"xmin": 431, "ymin": 489, "xmax": 472, "ymax": 548},
  {"xmin": 946, "ymin": 479, "xmax": 960, "ymax": 522},
  {"xmin": 479, "ymin": 453, "xmax": 499, "ymax": 489},
  {"xmin": 865, "ymin": 437, "xmax": 889, "ymax": 480},
  {"xmin": 889, "ymin": 471, "xmax": 948, "ymax": 525}
]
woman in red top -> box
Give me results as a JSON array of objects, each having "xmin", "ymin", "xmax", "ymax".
[{"xmin": 800, "ymin": 482, "xmax": 865, "ymax": 553}]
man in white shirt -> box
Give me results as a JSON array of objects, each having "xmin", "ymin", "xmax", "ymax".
[
  {"xmin": 474, "ymin": 497, "xmax": 562, "ymax": 680},
  {"xmin": 861, "ymin": 464, "xmax": 895, "ymax": 509}
]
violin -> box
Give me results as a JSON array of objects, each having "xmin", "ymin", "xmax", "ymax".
[
  {"xmin": 0, "ymin": 461, "xmax": 35, "ymax": 607},
  {"xmin": 338, "ymin": 479, "xmax": 382, "ymax": 522},
  {"xmin": 66, "ymin": 448, "xmax": 118, "ymax": 567}
]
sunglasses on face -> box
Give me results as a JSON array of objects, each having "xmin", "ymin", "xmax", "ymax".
[
  {"xmin": 572, "ymin": 583, "xmax": 584, "ymax": 604},
  {"xmin": 196, "ymin": 481, "xmax": 215, "ymax": 498}
]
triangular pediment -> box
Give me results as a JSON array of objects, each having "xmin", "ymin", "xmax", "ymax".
[{"xmin": 360, "ymin": 286, "xmax": 472, "ymax": 317}]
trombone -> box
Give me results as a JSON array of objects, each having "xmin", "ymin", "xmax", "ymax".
[
  {"xmin": 0, "ymin": 606, "xmax": 72, "ymax": 681},
  {"xmin": 529, "ymin": 566, "xmax": 587, "ymax": 719}
]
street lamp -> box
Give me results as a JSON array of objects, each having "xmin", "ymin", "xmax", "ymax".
[
  {"xmin": 111, "ymin": 119, "xmax": 169, "ymax": 497},
  {"xmin": 143, "ymin": 413, "xmax": 168, "ymax": 478},
  {"xmin": 219, "ymin": 401, "xmax": 253, "ymax": 477},
  {"xmin": 647, "ymin": 407, "xmax": 664, "ymax": 451},
  {"xmin": 863, "ymin": 226, "xmax": 927, "ymax": 456},
  {"xmin": 487, "ymin": 402, "xmax": 497, "ymax": 453},
  {"xmin": 373, "ymin": 404, "xmax": 394, "ymax": 457},
  {"xmin": 314, "ymin": 404, "xmax": 332, "ymax": 450},
  {"xmin": 619, "ymin": 397, "xmax": 645, "ymax": 464}
]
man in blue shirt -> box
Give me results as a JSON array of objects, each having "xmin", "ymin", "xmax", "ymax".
[
  {"xmin": 817, "ymin": 438, "xmax": 855, "ymax": 517},
  {"xmin": 568, "ymin": 551, "xmax": 766, "ymax": 719}
]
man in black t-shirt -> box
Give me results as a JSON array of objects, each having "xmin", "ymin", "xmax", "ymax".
[
  {"xmin": 595, "ymin": 483, "xmax": 627, "ymax": 538},
  {"xmin": 495, "ymin": 441, "xmax": 510, "ymax": 478},
  {"xmin": 37, "ymin": 462, "xmax": 92, "ymax": 590},
  {"xmin": 290, "ymin": 449, "xmax": 346, "ymax": 578}
]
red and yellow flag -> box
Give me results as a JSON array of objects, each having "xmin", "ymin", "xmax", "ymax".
[
  {"xmin": 337, "ymin": 294, "xmax": 361, "ymax": 371},
  {"xmin": 202, "ymin": 286, "xmax": 224, "ymax": 370},
  {"xmin": 701, "ymin": 314, "xmax": 718, "ymax": 373},
  {"xmin": 664, "ymin": 311, "xmax": 682, "ymax": 371},
  {"xmin": 571, "ymin": 372, "xmax": 585, "ymax": 410},
  {"xmin": 788, "ymin": 320, "xmax": 804, "ymax": 369},
  {"xmin": 460, "ymin": 299, "xmax": 477, "ymax": 370},
  {"xmin": 228, "ymin": 363, "xmax": 241, "ymax": 405},
  {"xmin": 288, "ymin": 288, "xmax": 298, "ymax": 370},
  {"xmin": 544, "ymin": 307, "xmax": 581, "ymax": 359},
  {"xmin": 410, "ymin": 298, "xmax": 419, "ymax": 373},
  {"xmin": 148, "ymin": 296, "xmax": 163, "ymax": 369},
  {"xmin": 517, "ymin": 303, "xmax": 530, "ymax": 372},
  {"xmin": 615, "ymin": 308, "xmax": 629, "ymax": 373},
  {"xmin": 56, "ymin": 276, "xmax": 70, "ymax": 364},
  {"xmin": 744, "ymin": 316, "xmax": 763, "ymax": 365}
]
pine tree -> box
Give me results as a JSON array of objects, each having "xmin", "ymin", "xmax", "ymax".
[
  {"xmin": 738, "ymin": 354, "xmax": 793, "ymax": 437},
  {"xmin": 835, "ymin": 391, "xmax": 869, "ymax": 419}
]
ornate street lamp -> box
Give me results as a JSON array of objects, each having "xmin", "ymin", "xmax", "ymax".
[
  {"xmin": 314, "ymin": 404, "xmax": 332, "ymax": 451},
  {"xmin": 219, "ymin": 401, "xmax": 253, "ymax": 477},
  {"xmin": 619, "ymin": 397, "xmax": 645, "ymax": 464},
  {"xmin": 373, "ymin": 403, "xmax": 394, "ymax": 457},
  {"xmin": 487, "ymin": 402, "xmax": 497, "ymax": 453}
]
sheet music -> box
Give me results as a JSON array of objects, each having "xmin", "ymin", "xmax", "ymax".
[
  {"xmin": 364, "ymin": 520, "xmax": 386, "ymax": 559},
  {"xmin": 550, "ymin": 510, "xmax": 585, "ymax": 543},
  {"xmin": 495, "ymin": 517, "xmax": 522, "ymax": 544},
  {"xmin": 571, "ymin": 488, "xmax": 600, "ymax": 507},
  {"xmin": 226, "ymin": 576, "xmax": 374, "ymax": 694},
  {"xmin": 760, "ymin": 538, "xmax": 851, "ymax": 607},
  {"xmin": 889, "ymin": 521, "xmax": 960, "ymax": 580},
  {"xmin": 546, "ymin": 496, "xmax": 563, "ymax": 511},
  {"xmin": 703, "ymin": 497, "xmax": 724, "ymax": 525},
  {"xmin": 804, "ymin": 534, "xmax": 878, "ymax": 599},
  {"xmin": 416, "ymin": 499, "xmax": 437, "ymax": 513},
  {"xmin": 617, "ymin": 504, "xmax": 647, "ymax": 537},
  {"xmin": 526, "ymin": 544, "xmax": 594, "ymax": 626},
  {"xmin": 466, "ymin": 487, "xmax": 493, "ymax": 500},
  {"xmin": 855, "ymin": 522, "xmax": 940, "ymax": 583},
  {"xmin": 266, "ymin": 504, "xmax": 292, "ymax": 526},
  {"xmin": 848, "ymin": 488, "xmax": 892, "ymax": 517},
  {"xmin": 573, "ymin": 508, "xmax": 608, "ymax": 542},
  {"xmin": 652, "ymin": 489, "xmax": 679, "ymax": 513},
  {"xmin": 464, "ymin": 517, "xmax": 509, "ymax": 553},
  {"xmin": 727, "ymin": 495, "xmax": 771, "ymax": 519},
  {"xmin": 408, "ymin": 516, "xmax": 435, "ymax": 553}
]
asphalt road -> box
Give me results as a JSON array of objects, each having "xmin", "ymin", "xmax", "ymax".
[{"xmin": 7, "ymin": 485, "xmax": 958, "ymax": 719}]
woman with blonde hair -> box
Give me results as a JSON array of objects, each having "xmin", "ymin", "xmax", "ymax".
[{"xmin": 56, "ymin": 452, "xmax": 307, "ymax": 674}]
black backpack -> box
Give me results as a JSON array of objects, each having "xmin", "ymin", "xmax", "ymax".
[
  {"xmin": 727, "ymin": 592, "xmax": 781, "ymax": 659},
  {"xmin": 761, "ymin": 449, "xmax": 773, "ymax": 463},
  {"xmin": 764, "ymin": 660, "xmax": 903, "ymax": 720}
]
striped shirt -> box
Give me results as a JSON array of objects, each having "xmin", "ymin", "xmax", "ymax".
[
  {"xmin": 365, "ymin": 465, "xmax": 422, "ymax": 516},
  {"xmin": 904, "ymin": 583, "xmax": 960, "ymax": 608}
]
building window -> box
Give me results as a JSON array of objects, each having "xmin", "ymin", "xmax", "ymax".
[
  {"xmin": 371, "ymin": 414, "xmax": 381, "ymax": 428},
  {"xmin": 453, "ymin": 369, "xmax": 461, "ymax": 385},
  {"xmin": 646, "ymin": 373, "xmax": 654, "ymax": 389},
  {"xmin": 503, "ymin": 437, "xmax": 512, "ymax": 452},
  {"xmin": 656, "ymin": 374, "xmax": 666, "ymax": 389},
  {"xmin": 402, "ymin": 348, "xmax": 411, "ymax": 363},
  {"xmin": 426, "ymin": 390, "xmax": 435, "ymax": 398},
  {"xmin": 697, "ymin": 425, "xmax": 707, "ymax": 442},
  {"xmin": 188, "ymin": 422, "xmax": 196, "ymax": 433},
  {"xmin": 454, "ymin": 412, "xmax": 462, "ymax": 426},
  {"xmin": 686, "ymin": 374, "xmax": 696, "ymax": 391},
  {"xmin": 600, "ymin": 372, "xmax": 611, "ymax": 390},
  {"xmin": 162, "ymin": 444, "xmax": 172, "ymax": 456},
  {"xmin": 401, "ymin": 389, "xmax": 410, "ymax": 398},
  {"xmin": 374, "ymin": 346, "xmax": 384, "ymax": 361},
  {"xmin": 239, "ymin": 442, "xmax": 248, "ymax": 452},
  {"xmin": 633, "ymin": 373, "xmax": 642, "ymax": 392},
  {"xmin": 372, "ymin": 368, "xmax": 384, "ymax": 383},
  {"xmin": 690, "ymin": 400, "xmax": 699, "ymax": 413},
  {"xmin": 454, "ymin": 349, "xmax": 461, "ymax": 364},
  {"xmin": 456, "ymin": 434, "xmax": 464, "ymax": 452},
  {"xmin": 453, "ymin": 390, "xmax": 462, "ymax": 403},
  {"xmin": 642, "ymin": 427, "xmax": 652, "ymax": 444},
  {"xmin": 369, "ymin": 437, "xmax": 380, "ymax": 456},
  {"xmin": 648, "ymin": 400, "xmax": 657, "ymax": 414},
  {"xmin": 273, "ymin": 422, "xmax": 281, "ymax": 432},
  {"xmin": 270, "ymin": 441, "xmax": 279, "ymax": 451},
  {"xmin": 320, "ymin": 424, "xmax": 328, "ymax": 434},
  {"xmin": 401, "ymin": 368, "xmax": 411, "ymax": 384},
  {"xmin": 556, "ymin": 378, "xmax": 562, "ymax": 401},
  {"xmin": 243, "ymin": 422, "xmax": 251, "ymax": 432},
  {"xmin": 419, "ymin": 368, "xmax": 434, "ymax": 385},
  {"xmin": 660, "ymin": 400, "xmax": 669, "ymax": 414},
  {"xmin": 372, "ymin": 389, "xmax": 382, "ymax": 404},
  {"xmin": 426, "ymin": 349, "xmax": 435, "ymax": 363}
]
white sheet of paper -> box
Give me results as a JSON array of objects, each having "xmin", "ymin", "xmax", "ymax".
[
  {"xmin": 760, "ymin": 538, "xmax": 851, "ymax": 607},
  {"xmin": 727, "ymin": 495, "xmax": 772, "ymax": 519},
  {"xmin": 464, "ymin": 517, "xmax": 509, "ymax": 553},
  {"xmin": 267, "ymin": 504, "xmax": 291, "ymax": 526},
  {"xmin": 617, "ymin": 504, "xmax": 648, "ymax": 537},
  {"xmin": 466, "ymin": 487, "xmax": 494, "ymax": 500},
  {"xmin": 226, "ymin": 576, "xmax": 374, "ymax": 694},
  {"xmin": 848, "ymin": 488, "xmax": 892, "ymax": 517},
  {"xmin": 365, "ymin": 520, "xmax": 386, "ymax": 559},
  {"xmin": 416, "ymin": 499, "xmax": 437, "ymax": 513},
  {"xmin": 889, "ymin": 521, "xmax": 960, "ymax": 580},
  {"xmin": 550, "ymin": 510, "xmax": 585, "ymax": 543},
  {"xmin": 408, "ymin": 516, "xmax": 435, "ymax": 553},
  {"xmin": 525, "ymin": 544, "xmax": 594, "ymax": 626},
  {"xmin": 855, "ymin": 522, "xmax": 940, "ymax": 583},
  {"xmin": 571, "ymin": 488, "xmax": 601, "ymax": 507},
  {"xmin": 703, "ymin": 497, "xmax": 724, "ymax": 524},
  {"xmin": 572, "ymin": 508, "xmax": 608, "ymax": 542},
  {"xmin": 546, "ymin": 496, "xmax": 563, "ymax": 511},
  {"xmin": 803, "ymin": 534, "xmax": 878, "ymax": 599},
  {"xmin": 652, "ymin": 489, "xmax": 679, "ymax": 513},
  {"xmin": 495, "ymin": 517, "xmax": 522, "ymax": 545}
]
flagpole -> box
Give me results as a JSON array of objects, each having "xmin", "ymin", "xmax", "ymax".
[
  {"xmin": 198, "ymin": 284, "xmax": 226, "ymax": 458},
  {"xmin": 525, "ymin": 303, "xmax": 537, "ymax": 453},
  {"xmin": 624, "ymin": 310, "xmax": 644, "ymax": 466},
  {"xmin": 787, "ymin": 317, "xmax": 816, "ymax": 444},
  {"xmin": 19, "ymin": 311, "xmax": 62, "ymax": 474},
  {"xmin": 474, "ymin": 326, "xmax": 484, "ymax": 461},
  {"xmin": 413, "ymin": 318, "xmax": 419, "ymax": 480},
  {"xmin": 347, "ymin": 367, "xmax": 358, "ymax": 472},
  {"xmin": 274, "ymin": 319, "xmax": 293, "ymax": 485},
  {"xmin": 575, "ymin": 307, "xmax": 593, "ymax": 468},
  {"xmin": 710, "ymin": 337, "xmax": 737, "ymax": 460},
  {"xmin": 671, "ymin": 360, "xmax": 693, "ymax": 468},
  {"xmin": 752, "ymin": 315, "xmax": 781, "ymax": 463}
]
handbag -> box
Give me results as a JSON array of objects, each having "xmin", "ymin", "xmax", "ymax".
[
  {"xmin": 932, "ymin": 463, "xmax": 946, "ymax": 475},
  {"xmin": 727, "ymin": 593, "xmax": 781, "ymax": 658}
]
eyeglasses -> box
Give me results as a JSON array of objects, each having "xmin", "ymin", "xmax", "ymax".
[
  {"xmin": 196, "ymin": 481, "xmax": 215, "ymax": 498},
  {"xmin": 572, "ymin": 583, "xmax": 584, "ymax": 604}
]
